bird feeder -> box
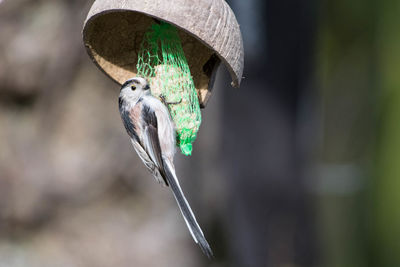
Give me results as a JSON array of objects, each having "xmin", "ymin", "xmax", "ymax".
[{"xmin": 82, "ymin": 0, "xmax": 244, "ymax": 154}]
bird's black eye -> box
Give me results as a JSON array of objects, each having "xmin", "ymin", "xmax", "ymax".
[
  {"xmin": 131, "ymin": 85, "xmax": 136, "ymax": 91},
  {"xmin": 144, "ymin": 84, "xmax": 150, "ymax": 90}
]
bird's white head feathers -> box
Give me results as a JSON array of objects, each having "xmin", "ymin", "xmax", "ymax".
[{"xmin": 120, "ymin": 76, "xmax": 150, "ymax": 101}]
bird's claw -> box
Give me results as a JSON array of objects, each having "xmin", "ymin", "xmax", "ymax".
[{"xmin": 160, "ymin": 94, "xmax": 182, "ymax": 106}]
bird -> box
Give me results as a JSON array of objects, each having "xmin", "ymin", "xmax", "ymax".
[{"xmin": 118, "ymin": 76, "xmax": 213, "ymax": 258}]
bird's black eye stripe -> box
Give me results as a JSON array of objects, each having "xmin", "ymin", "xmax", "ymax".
[
  {"xmin": 121, "ymin": 80, "xmax": 133, "ymax": 89},
  {"xmin": 121, "ymin": 78, "xmax": 140, "ymax": 90}
]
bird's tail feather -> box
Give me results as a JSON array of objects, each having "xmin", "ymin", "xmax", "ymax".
[{"xmin": 163, "ymin": 160, "xmax": 213, "ymax": 258}]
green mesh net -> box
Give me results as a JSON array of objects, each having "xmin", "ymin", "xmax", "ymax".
[{"xmin": 137, "ymin": 22, "xmax": 201, "ymax": 156}]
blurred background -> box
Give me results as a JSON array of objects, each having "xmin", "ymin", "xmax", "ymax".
[{"xmin": 0, "ymin": 0, "xmax": 399, "ymax": 266}]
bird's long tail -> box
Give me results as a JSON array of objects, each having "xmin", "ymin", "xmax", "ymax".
[{"xmin": 162, "ymin": 159, "xmax": 213, "ymax": 258}]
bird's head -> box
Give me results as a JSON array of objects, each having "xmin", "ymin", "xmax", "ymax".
[{"xmin": 120, "ymin": 76, "xmax": 150, "ymax": 99}]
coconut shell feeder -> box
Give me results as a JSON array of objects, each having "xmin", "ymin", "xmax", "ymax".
[{"xmin": 82, "ymin": 0, "xmax": 244, "ymax": 155}]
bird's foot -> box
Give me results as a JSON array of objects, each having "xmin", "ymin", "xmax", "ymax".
[{"xmin": 160, "ymin": 94, "xmax": 182, "ymax": 106}]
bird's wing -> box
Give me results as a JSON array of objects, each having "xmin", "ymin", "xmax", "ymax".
[
  {"xmin": 141, "ymin": 105, "xmax": 164, "ymax": 168},
  {"xmin": 130, "ymin": 139, "xmax": 165, "ymax": 185},
  {"xmin": 121, "ymin": 102, "xmax": 166, "ymax": 185},
  {"xmin": 132, "ymin": 103, "xmax": 168, "ymax": 185}
]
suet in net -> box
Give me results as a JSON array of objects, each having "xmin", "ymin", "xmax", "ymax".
[{"xmin": 137, "ymin": 22, "xmax": 202, "ymax": 156}]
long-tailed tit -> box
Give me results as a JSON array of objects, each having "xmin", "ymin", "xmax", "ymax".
[{"xmin": 118, "ymin": 76, "xmax": 213, "ymax": 258}]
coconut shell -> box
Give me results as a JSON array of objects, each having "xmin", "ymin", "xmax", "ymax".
[{"xmin": 82, "ymin": 0, "xmax": 244, "ymax": 107}]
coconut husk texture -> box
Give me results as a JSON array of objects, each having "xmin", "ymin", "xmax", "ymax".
[{"xmin": 82, "ymin": 0, "xmax": 244, "ymax": 107}]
